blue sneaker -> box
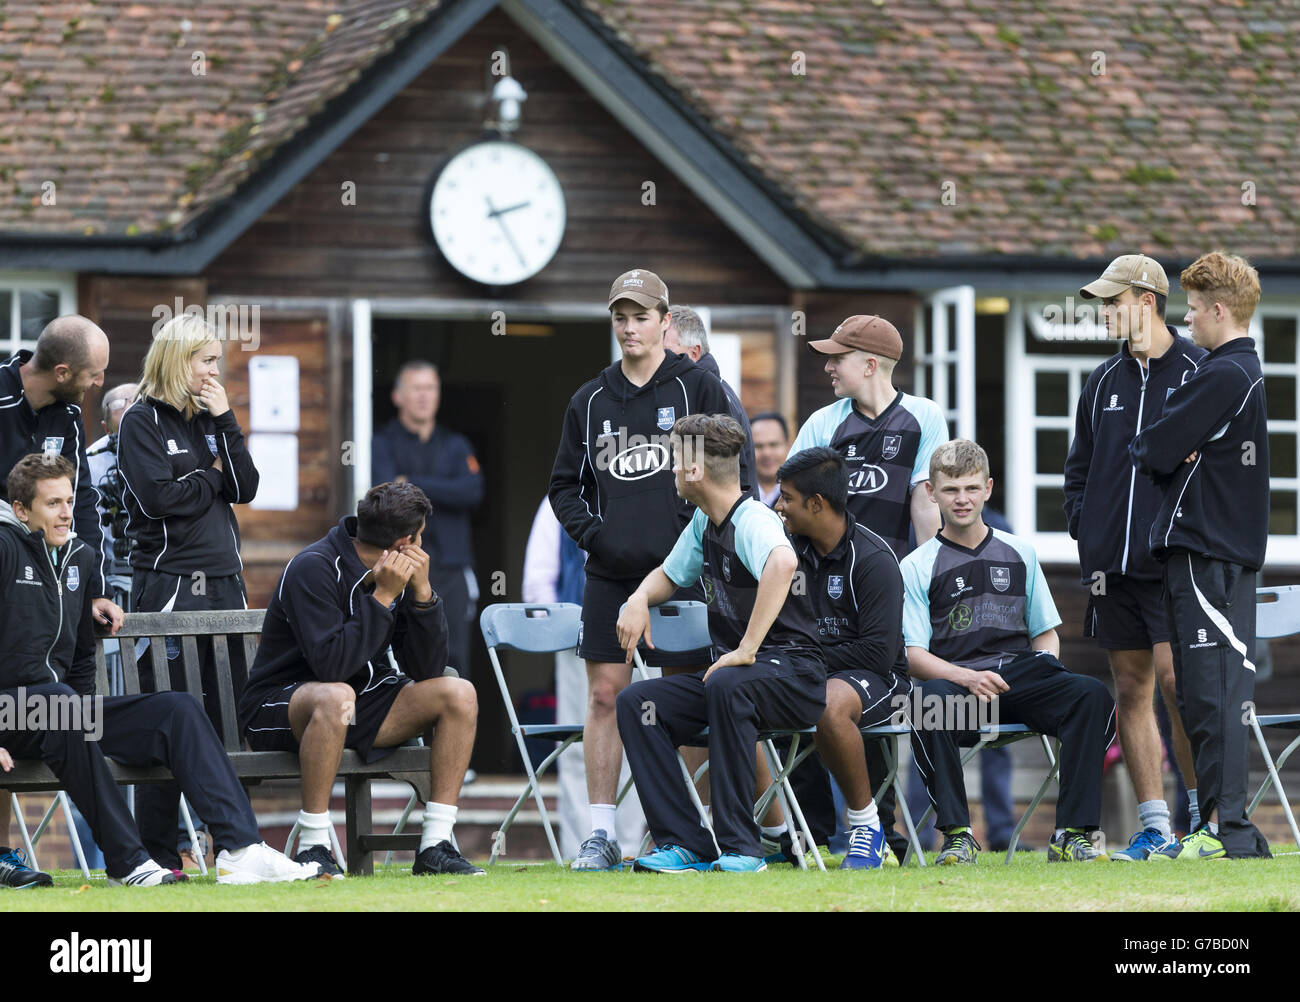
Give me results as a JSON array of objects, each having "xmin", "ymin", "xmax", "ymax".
[
  {"xmin": 840, "ymin": 825, "xmax": 889, "ymax": 870},
  {"xmin": 1111, "ymin": 827, "xmax": 1175, "ymax": 862},
  {"xmin": 633, "ymin": 845, "xmax": 713, "ymax": 873},
  {"xmin": 712, "ymin": 852, "xmax": 767, "ymax": 873},
  {"xmin": 0, "ymin": 847, "xmax": 53, "ymax": 888}
]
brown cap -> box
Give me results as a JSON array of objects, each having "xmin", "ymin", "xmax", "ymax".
[
  {"xmin": 808, "ymin": 315, "xmax": 903, "ymax": 360},
  {"xmin": 608, "ymin": 269, "xmax": 669, "ymax": 310},
  {"xmin": 1079, "ymin": 254, "xmax": 1170, "ymax": 299}
]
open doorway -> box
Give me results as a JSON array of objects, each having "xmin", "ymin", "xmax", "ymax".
[{"xmin": 371, "ymin": 316, "xmax": 609, "ymax": 771}]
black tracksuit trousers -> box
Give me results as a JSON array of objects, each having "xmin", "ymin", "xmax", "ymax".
[
  {"xmin": 1163, "ymin": 550, "xmax": 1270, "ymax": 857},
  {"xmin": 616, "ymin": 654, "xmax": 825, "ymax": 860},
  {"xmin": 1, "ymin": 684, "xmax": 260, "ymax": 877},
  {"xmin": 912, "ymin": 650, "xmax": 1116, "ymax": 832}
]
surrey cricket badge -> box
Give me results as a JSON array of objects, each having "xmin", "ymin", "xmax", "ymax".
[
  {"xmin": 881, "ymin": 434, "xmax": 902, "ymax": 461},
  {"xmin": 657, "ymin": 406, "xmax": 676, "ymax": 431},
  {"xmin": 66, "ymin": 566, "xmax": 79, "ymax": 592},
  {"xmin": 828, "ymin": 575, "xmax": 844, "ymax": 599},
  {"xmin": 990, "ymin": 566, "xmax": 1011, "ymax": 592}
]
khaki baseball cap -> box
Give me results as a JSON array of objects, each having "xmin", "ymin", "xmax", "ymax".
[
  {"xmin": 808, "ymin": 314, "xmax": 903, "ymax": 360},
  {"xmin": 1079, "ymin": 254, "xmax": 1170, "ymax": 300},
  {"xmin": 608, "ymin": 269, "xmax": 669, "ymax": 310}
]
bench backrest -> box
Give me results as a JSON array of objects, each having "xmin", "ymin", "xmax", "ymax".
[{"xmin": 95, "ymin": 609, "xmax": 266, "ymax": 752}]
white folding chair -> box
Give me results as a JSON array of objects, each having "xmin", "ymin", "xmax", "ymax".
[
  {"xmin": 904, "ymin": 723, "xmax": 1058, "ymax": 866},
  {"xmin": 626, "ymin": 600, "xmax": 824, "ymax": 870},
  {"xmin": 1250, "ymin": 586, "xmax": 1300, "ymax": 848},
  {"xmin": 12, "ymin": 791, "xmax": 91, "ymax": 880}
]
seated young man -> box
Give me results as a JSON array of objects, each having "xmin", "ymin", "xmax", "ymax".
[
  {"xmin": 776, "ymin": 447, "xmax": 910, "ymax": 870},
  {"xmin": 0, "ymin": 454, "xmax": 319, "ymax": 887},
  {"xmin": 615, "ymin": 414, "xmax": 826, "ymax": 873},
  {"xmin": 239, "ymin": 481, "xmax": 481, "ymax": 877},
  {"xmin": 901, "ymin": 440, "xmax": 1116, "ymax": 864}
]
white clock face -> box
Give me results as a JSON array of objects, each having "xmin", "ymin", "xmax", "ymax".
[{"xmin": 429, "ymin": 140, "xmax": 567, "ymax": 286}]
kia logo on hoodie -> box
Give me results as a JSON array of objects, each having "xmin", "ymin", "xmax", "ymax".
[{"xmin": 609, "ymin": 443, "xmax": 669, "ymax": 481}]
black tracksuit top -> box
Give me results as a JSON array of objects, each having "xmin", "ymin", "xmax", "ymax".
[
  {"xmin": 0, "ymin": 350, "xmax": 108, "ymax": 598},
  {"xmin": 117, "ymin": 396, "xmax": 258, "ymax": 578},
  {"xmin": 0, "ymin": 505, "xmax": 98, "ymax": 695},
  {"xmin": 549, "ymin": 350, "xmax": 735, "ymax": 580},
  {"xmin": 238, "ymin": 516, "xmax": 449, "ymax": 723},
  {"xmin": 1130, "ymin": 337, "xmax": 1270, "ymax": 570},
  {"xmin": 1063, "ymin": 331, "xmax": 1205, "ymax": 582}
]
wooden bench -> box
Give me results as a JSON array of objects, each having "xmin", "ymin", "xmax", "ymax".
[{"xmin": 4, "ymin": 609, "xmax": 432, "ymax": 875}]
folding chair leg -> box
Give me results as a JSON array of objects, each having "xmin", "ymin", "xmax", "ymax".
[
  {"xmin": 384, "ymin": 792, "xmax": 421, "ymax": 867},
  {"xmin": 877, "ymin": 737, "xmax": 927, "ymax": 868},
  {"xmin": 905, "ymin": 738, "xmax": 991, "ymax": 866},
  {"xmin": 490, "ymin": 734, "xmax": 577, "ymax": 866},
  {"xmin": 761, "ymin": 739, "xmax": 824, "ymax": 872},
  {"xmin": 12, "ymin": 794, "xmax": 36, "ymax": 870},
  {"xmin": 179, "ymin": 795, "xmax": 207, "ymax": 877},
  {"xmin": 30, "ymin": 796, "xmax": 60, "ymax": 848},
  {"xmin": 677, "ymin": 751, "xmax": 720, "ymax": 857},
  {"xmin": 1004, "ymin": 737, "xmax": 1059, "ymax": 865},
  {"xmin": 1248, "ymin": 717, "xmax": 1300, "ymax": 850},
  {"xmin": 58, "ymin": 793, "xmax": 91, "ymax": 880}
]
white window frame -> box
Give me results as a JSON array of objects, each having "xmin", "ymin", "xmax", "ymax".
[
  {"xmin": 915, "ymin": 285, "xmax": 975, "ymax": 440},
  {"xmin": 1006, "ymin": 295, "xmax": 1300, "ymax": 569},
  {"xmin": 0, "ymin": 271, "xmax": 77, "ymax": 356}
]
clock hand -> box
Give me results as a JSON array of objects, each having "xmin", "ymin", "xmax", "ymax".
[
  {"xmin": 486, "ymin": 196, "xmax": 527, "ymax": 268},
  {"xmin": 487, "ymin": 200, "xmax": 531, "ymax": 218}
]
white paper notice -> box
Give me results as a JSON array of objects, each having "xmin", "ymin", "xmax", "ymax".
[
  {"xmin": 249, "ymin": 355, "xmax": 300, "ymax": 432},
  {"xmin": 248, "ymin": 434, "xmax": 298, "ymax": 510}
]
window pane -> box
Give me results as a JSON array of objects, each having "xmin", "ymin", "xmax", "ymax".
[
  {"xmin": 945, "ymin": 304, "xmax": 958, "ymax": 354},
  {"xmin": 0, "ymin": 291, "xmax": 10, "ymax": 342},
  {"xmin": 1269, "ymin": 433, "xmax": 1296, "ymax": 479},
  {"xmin": 1270, "ymin": 490, "xmax": 1297, "ymax": 536},
  {"xmin": 1035, "ymin": 370, "xmax": 1070, "ymax": 417},
  {"xmin": 19, "ymin": 290, "xmax": 60, "ymax": 342},
  {"xmin": 1265, "ymin": 375, "xmax": 1295, "ymax": 422},
  {"xmin": 1037, "ymin": 488, "xmax": 1068, "ymax": 532},
  {"xmin": 1263, "ymin": 315, "xmax": 1297, "ymax": 363},
  {"xmin": 946, "ymin": 363, "xmax": 958, "ymax": 411},
  {"xmin": 1036, "ymin": 429, "xmax": 1069, "ymax": 474}
]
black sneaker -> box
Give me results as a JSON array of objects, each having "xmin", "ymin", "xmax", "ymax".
[
  {"xmin": 0, "ymin": 847, "xmax": 53, "ymax": 888},
  {"xmin": 936, "ymin": 830, "xmax": 981, "ymax": 865},
  {"xmin": 413, "ymin": 840, "xmax": 485, "ymax": 876},
  {"xmin": 294, "ymin": 844, "xmax": 345, "ymax": 879}
]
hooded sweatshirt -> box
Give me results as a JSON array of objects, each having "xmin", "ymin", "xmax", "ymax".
[
  {"xmin": 548, "ymin": 350, "xmax": 734, "ymax": 580},
  {"xmin": 238, "ymin": 516, "xmax": 450, "ymax": 725},
  {"xmin": 0, "ymin": 501, "xmax": 97, "ymax": 695}
]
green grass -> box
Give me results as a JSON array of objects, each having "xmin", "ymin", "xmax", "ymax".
[{"xmin": 4, "ymin": 849, "xmax": 1299, "ymax": 911}]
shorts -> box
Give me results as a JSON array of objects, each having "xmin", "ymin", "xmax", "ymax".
[
  {"xmin": 242, "ymin": 677, "xmax": 411, "ymax": 763},
  {"xmin": 1084, "ymin": 575, "xmax": 1170, "ymax": 650},
  {"xmin": 577, "ymin": 573, "xmax": 712, "ymax": 667},
  {"xmin": 829, "ymin": 668, "xmax": 912, "ymax": 727}
]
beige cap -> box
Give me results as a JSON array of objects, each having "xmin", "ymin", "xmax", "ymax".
[
  {"xmin": 1080, "ymin": 254, "xmax": 1170, "ymax": 299},
  {"xmin": 608, "ymin": 269, "xmax": 669, "ymax": 310},
  {"xmin": 808, "ymin": 314, "xmax": 904, "ymax": 360}
]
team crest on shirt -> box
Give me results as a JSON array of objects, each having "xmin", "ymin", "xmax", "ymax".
[
  {"xmin": 656, "ymin": 406, "xmax": 676, "ymax": 431},
  {"xmin": 66, "ymin": 566, "xmax": 79, "ymax": 592},
  {"xmin": 881, "ymin": 435, "xmax": 902, "ymax": 461},
  {"xmin": 990, "ymin": 566, "xmax": 1010, "ymax": 592},
  {"xmin": 721, "ymin": 554, "xmax": 732, "ymax": 582},
  {"xmin": 206, "ymin": 434, "xmax": 218, "ymax": 455},
  {"xmin": 827, "ymin": 575, "xmax": 844, "ymax": 599},
  {"xmin": 42, "ymin": 437, "xmax": 64, "ymax": 458}
]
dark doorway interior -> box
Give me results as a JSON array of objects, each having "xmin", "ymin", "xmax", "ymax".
[{"xmin": 371, "ymin": 316, "xmax": 609, "ymax": 771}]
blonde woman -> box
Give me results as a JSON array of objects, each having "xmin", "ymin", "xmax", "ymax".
[{"xmin": 117, "ymin": 313, "xmax": 259, "ymax": 871}]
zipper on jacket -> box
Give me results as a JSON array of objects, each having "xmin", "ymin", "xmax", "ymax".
[
  {"xmin": 1119, "ymin": 362, "xmax": 1149, "ymax": 575},
  {"xmin": 42, "ymin": 545, "xmax": 63, "ymax": 682}
]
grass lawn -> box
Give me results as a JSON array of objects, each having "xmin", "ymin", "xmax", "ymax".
[{"xmin": 4, "ymin": 848, "xmax": 1299, "ymax": 912}]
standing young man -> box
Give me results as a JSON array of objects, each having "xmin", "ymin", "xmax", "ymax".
[
  {"xmin": 548, "ymin": 270, "xmax": 738, "ymax": 871},
  {"xmin": 902, "ymin": 440, "xmax": 1116, "ymax": 864},
  {"xmin": 776, "ymin": 447, "xmax": 909, "ymax": 869},
  {"xmin": 1131, "ymin": 251, "xmax": 1271, "ymax": 861},
  {"xmin": 615, "ymin": 415, "xmax": 826, "ymax": 873},
  {"xmin": 1066, "ymin": 254, "xmax": 1204, "ymax": 860},
  {"xmin": 788, "ymin": 314, "xmax": 948, "ymax": 855},
  {"xmin": 750, "ymin": 412, "xmax": 789, "ymax": 508}
]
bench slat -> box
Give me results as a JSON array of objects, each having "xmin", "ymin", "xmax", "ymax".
[
  {"xmin": 120, "ymin": 634, "xmax": 142, "ymax": 695},
  {"xmin": 211, "ymin": 634, "xmax": 241, "ymax": 752},
  {"xmin": 148, "ymin": 637, "xmax": 170, "ymax": 692},
  {"xmin": 180, "ymin": 635, "xmax": 203, "ymax": 705},
  {"xmin": 94, "ymin": 641, "xmax": 109, "ymax": 697}
]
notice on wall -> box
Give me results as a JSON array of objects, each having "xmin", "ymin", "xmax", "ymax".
[
  {"xmin": 248, "ymin": 433, "xmax": 298, "ymax": 511},
  {"xmin": 248, "ymin": 355, "xmax": 300, "ymax": 432}
]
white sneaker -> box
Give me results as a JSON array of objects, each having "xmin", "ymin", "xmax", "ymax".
[
  {"xmin": 216, "ymin": 841, "xmax": 323, "ymax": 884},
  {"xmin": 108, "ymin": 859, "xmax": 184, "ymax": 887}
]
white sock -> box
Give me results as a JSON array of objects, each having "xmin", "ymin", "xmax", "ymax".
[
  {"xmin": 421, "ymin": 802, "xmax": 457, "ymax": 852},
  {"xmin": 589, "ymin": 803, "xmax": 617, "ymax": 838},
  {"xmin": 1187, "ymin": 789, "xmax": 1201, "ymax": 832},
  {"xmin": 1207, "ymin": 820, "xmax": 1219, "ymax": 836},
  {"xmin": 1138, "ymin": 799, "xmax": 1173, "ymax": 839},
  {"xmin": 760, "ymin": 823, "xmax": 788, "ymax": 838},
  {"xmin": 847, "ymin": 801, "xmax": 880, "ymax": 830},
  {"xmin": 297, "ymin": 810, "xmax": 332, "ymax": 850}
]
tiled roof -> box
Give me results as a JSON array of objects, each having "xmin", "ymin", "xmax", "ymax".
[
  {"xmin": 0, "ymin": 0, "xmax": 442, "ymax": 237},
  {"xmin": 581, "ymin": 0, "xmax": 1300, "ymax": 260}
]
